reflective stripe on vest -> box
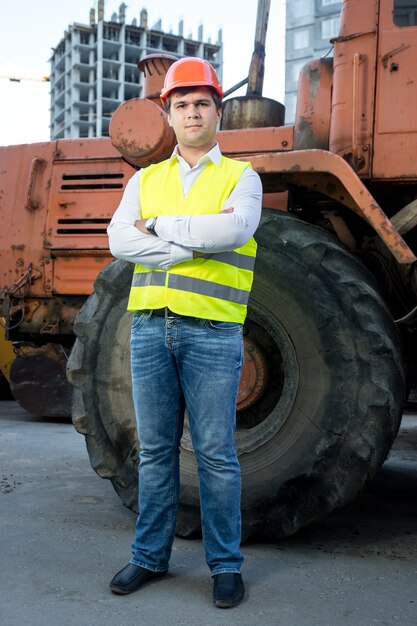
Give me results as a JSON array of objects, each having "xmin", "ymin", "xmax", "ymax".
[
  {"xmin": 132, "ymin": 272, "xmax": 251, "ymax": 305},
  {"xmin": 201, "ymin": 251, "xmax": 256, "ymax": 272},
  {"xmin": 127, "ymin": 156, "xmax": 257, "ymax": 323}
]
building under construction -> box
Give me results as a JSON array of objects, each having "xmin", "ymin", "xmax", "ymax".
[{"xmin": 49, "ymin": 1, "xmax": 223, "ymax": 140}]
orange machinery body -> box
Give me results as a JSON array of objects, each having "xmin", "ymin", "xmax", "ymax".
[
  {"xmin": 1, "ymin": 0, "xmax": 417, "ymax": 341},
  {"xmin": 0, "ymin": 139, "xmax": 131, "ymax": 338},
  {"xmin": 294, "ymin": 0, "xmax": 417, "ymax": 182}
]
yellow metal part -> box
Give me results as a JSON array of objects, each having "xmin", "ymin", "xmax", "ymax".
[{"xmin": 0, "ymin": 319, "xmax": 15, "ymax": 382}]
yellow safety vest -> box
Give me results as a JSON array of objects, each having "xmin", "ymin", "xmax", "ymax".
[{"xmin": 127, "ymin": 156, "xmax": 257, "ymax": 323}]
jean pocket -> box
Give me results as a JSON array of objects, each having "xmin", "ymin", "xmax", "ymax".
[
  {"xmin": 131, "ymin": 311, "xmax": 152, "ymax": 332},
  {"xmin": 202, "ymin": 319, "xmax": 242, "ymax": 335}
]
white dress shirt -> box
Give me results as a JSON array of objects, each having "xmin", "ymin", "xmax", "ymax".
[{"xmin": 107, "ymin": 143, "xmax": 262, "ymax": 270}]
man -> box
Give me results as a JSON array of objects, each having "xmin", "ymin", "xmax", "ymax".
[{"xmin": 107, "ymin": 57, "xmax": 262, "ymax": 608}]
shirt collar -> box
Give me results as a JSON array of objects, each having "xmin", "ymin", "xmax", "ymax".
[{"xmin": 170, "ymin": 143, "xmax": 222, "ymax": 169}]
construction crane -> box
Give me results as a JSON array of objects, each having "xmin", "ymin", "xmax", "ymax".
[{"xmin": 0, "ymin": 72, "xmax": 50, "ymax": 83}]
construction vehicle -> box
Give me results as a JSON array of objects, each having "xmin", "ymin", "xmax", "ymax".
[{"xmin": 1, "ymin": 0, "xmax": 417, "ymax": 539}]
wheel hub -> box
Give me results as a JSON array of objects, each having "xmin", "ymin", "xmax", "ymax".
[{"xmin": 237, "ymin": 337, "xmax": 269, "ymax": 410}]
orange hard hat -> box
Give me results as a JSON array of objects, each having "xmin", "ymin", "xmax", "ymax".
[{"xmin": 160, "ymin": 57, "xmax": 224, "ymax": 103}]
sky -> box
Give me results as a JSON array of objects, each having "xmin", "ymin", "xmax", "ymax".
[{"xmin": 0, "ymin": 0, "xmax": 286, "ymax": 146}]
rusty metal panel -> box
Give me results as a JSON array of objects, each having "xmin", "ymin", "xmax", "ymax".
[
  {"xmin": 54, "ymin": 137, "xmax": 122, "ymax": 160},
  {"xmin": 46, "ymin": 156, "xmax": 133, "ymax": 250},
  {"xmin": 294, "ymin": 58, "xmax": 333, "ymax": 151},
  {"xmin": 372, "ymin": 2, "xmax": 417, "ymax": 179},
  {"xmin": 0, "ymin": 138, "xmax": 134, "ymax": 307},
  {"xmin": 329, "ymin": 31, "xmax": 377, "ymax": 176},
  {"xmin": 52, "ymin": 254, "xmax": 113, "ymax": 295},
  {"xmin": 217, "ymin": 126, "xmax": 293, "ymax": 155},
  {"xmin": 46, "ymin": 140, "xmax": 134, "ymax": 294},
  {"xmin": 0, "ymin": 142, "xmax": 57, "ymax": 299}
]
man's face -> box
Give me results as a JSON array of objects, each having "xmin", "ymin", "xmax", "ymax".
[{"xmin": 167, "ymin": 87, "xmax": 221, "ymax": 152}]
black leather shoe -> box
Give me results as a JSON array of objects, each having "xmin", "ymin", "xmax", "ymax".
[
  {"xmin": 109, "ymin": 563, "xmax": 167, "ymax": 595},
  {"xmin": 213, "ymin": 573, "xmax": 245, "ymax": 608}
]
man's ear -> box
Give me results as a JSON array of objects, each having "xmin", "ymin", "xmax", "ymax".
[
  {"xmin": 217, "ymin": 107, "xmax": 222, "ymax": 122},
  {"xmin": 167, "ymin": 113, "xmax": 173, "ymax": 128}
]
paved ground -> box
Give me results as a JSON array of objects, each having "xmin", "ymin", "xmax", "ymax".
[{"xmin": 1, "ymin": 400, "xmax": 417, "ymax": 626}]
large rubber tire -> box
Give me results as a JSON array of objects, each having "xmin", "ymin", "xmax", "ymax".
[{"xmin": 67, "ymin": 210, "xmax": 405, "ymax": 539}]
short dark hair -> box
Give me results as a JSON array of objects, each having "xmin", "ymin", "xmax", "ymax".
[{"xmin": 163, "ymin": 86, "xmax": 222, "ymax": 113}]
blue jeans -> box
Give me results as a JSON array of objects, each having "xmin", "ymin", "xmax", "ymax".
[{"xmin": 129, "ymin": 312, "xmax": 244, "ymax": 575}]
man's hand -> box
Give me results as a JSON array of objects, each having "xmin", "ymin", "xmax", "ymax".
[{"xmin": 135, "ymin": 219, "xmax": 150, "ymax": 234}]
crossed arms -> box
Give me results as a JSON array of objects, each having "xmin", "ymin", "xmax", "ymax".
[{"xmin": 107, "ymin": 168, "xmax": 262, "ymax": 271}]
